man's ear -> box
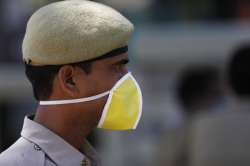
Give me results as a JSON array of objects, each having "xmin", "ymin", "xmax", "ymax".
[{"xmin": 57, "ymin": 65, "xmax": 79, "ymax": 97}]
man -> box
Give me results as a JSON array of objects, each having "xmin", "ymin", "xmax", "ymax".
[
  {"xmin": 156, "ymin": 44, "xmax": 250, "ymax": 166},
  {"xmin": 186, "ymin": 45, "xmax": 250, "ymax": 166},
  {"xmin": 156, "ymin": 66, "xmax": 224, "ymax": 166},
  {"xmin": 0, "ymin": 0, "xmax": 143, "ymax": 166},
  {"xmin": 177, "ymin": 66, "xmax": 223, "ymax": 115}
]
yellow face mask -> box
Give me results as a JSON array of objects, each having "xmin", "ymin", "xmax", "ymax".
[
  {"xmin": 97, "ymin": 72, "xmax": 143, "ymax": 130},
  {"xmin": 39, "ymin": 72, "xmax": 143, "ymax": 131}
]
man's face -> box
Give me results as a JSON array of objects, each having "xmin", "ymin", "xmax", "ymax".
[{"xmin": 72, "ymin": 52, "xmax": 129, "ymax": 125}]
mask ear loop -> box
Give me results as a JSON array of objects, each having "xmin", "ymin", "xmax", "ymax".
[
  {"xmin": 39, "ymin": 91, "xmax": 110, "ymax": 106},
  {"xmin": 39, "ymin": 72, "xmax": 131, "ymax": 106}
]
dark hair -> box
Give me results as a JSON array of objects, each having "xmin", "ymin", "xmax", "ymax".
[
  {"xmin": 25, "ymin": 61, "xmax": 92, "ymax": 101},
  {"xmin": 177, "ymin": 66, "xmax": 220, "ymax": 112},
  {"xmin": 228, "ymin": 44, "xmax": 250, "ymax": 97}
]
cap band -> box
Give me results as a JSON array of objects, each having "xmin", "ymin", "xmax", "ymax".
[
  {"xmin": 25, "ymin": 46, "xmax": 128, "ymax": 66},
  {"xmin": 84, "ymin": 46, "xmax": 128, "ymax": 63}
]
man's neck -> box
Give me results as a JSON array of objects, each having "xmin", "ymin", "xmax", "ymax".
[{"xmin": 34, "ymin": 106, "xmax": 92, "ymax": 151}]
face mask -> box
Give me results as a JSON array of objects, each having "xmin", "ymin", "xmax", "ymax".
[{"xmin": 39, "ymin": 72, "xmax": 143, "ymax": 130}]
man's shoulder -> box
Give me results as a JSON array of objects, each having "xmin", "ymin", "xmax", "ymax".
[{"xmin": 0, "ymin": 137, "xmax": 45, "ymax": 166}]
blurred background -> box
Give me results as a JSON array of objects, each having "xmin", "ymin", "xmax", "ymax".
[{"xmin": 1, "ymin": 0, "xmax": 250, "ymax": 166}]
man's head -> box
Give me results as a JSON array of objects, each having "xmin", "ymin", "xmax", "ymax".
[
  {"xmin": 177, "ymin": 66, "xmax": 222, "ymax": 115},
  {"xmin": 228, "ymin": 44, "xmax": 250, "ymax": 98},
  {"xmin": 23, "ymin": 0, "xmax": 134, "ymax": 128},
  {"xmin": 23, "ymin": 0, "xmax": 133, "ymax": 100}
]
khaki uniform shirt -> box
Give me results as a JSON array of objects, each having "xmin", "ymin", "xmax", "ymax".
[{"xmin": 0, "ymin": 115, "xmax": 101, "ymax": 166}]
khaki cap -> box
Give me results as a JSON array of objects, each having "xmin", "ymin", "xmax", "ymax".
[{"xmin": 22, "ymin": 0, "xmax": 134, "ymax": 66}]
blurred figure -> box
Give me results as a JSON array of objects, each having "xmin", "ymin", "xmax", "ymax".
[
  {"xmin": 155, "ymin": 66, "xmax": 227, "ymax": 166},
  {"xmin": 228, "ymin": 44, "xmax": 250, "ymax": 103},
  {"xmin": 188, "ymin": 44, "xmax": 250, "ymax": 166},
  {"xmin": 156, "ymin": 44, "xmax": 250, "ymax": 166},
  {"xmin": 235, "ymin": 0, "xmax": 250, "ymax": 21},
  {"xmin": 177, "ymin": 66, "xmax": 224, "ymax": 117},
  {"xmin": 215, "ymin": 0, "xmax": 250, "ymax": 21}
]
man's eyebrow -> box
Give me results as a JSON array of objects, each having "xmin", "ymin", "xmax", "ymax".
[{"xmin": 113, "ymin": 58, "xmax": 130, "ymax": 65}]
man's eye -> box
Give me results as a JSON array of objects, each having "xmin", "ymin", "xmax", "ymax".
[
  {"xmin": 114, "ymin": 62, "xmax": 128, "ymax": 72},
  {"xmin": 116, "ymin": 64, "xmax": 125, "ymax": 70},
  {"xmin": 110, "ymin": 59, "xmax": 129, "ymax": 73},
  {"xmin": 120, "ymin": 59, "xmax": 129, "ymax": 65}
]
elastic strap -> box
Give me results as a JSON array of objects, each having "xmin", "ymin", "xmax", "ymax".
[{"xmin": 39, "ymin": 91, "xmax": 110, "ymax": 106}]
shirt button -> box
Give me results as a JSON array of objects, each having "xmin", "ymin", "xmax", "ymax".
[
  {"xmin": 34, "ymin": 144, "xmax": 42, "ymax": 151},
  {"xmin": 81, "ymin": 158, "xmax": 90, "ymax": 166}
]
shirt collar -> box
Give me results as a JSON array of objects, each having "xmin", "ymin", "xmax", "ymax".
[{"xmin": 21, "ymin": 115, "xmax": 87, "ymax": 166}]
